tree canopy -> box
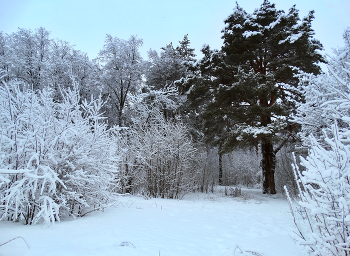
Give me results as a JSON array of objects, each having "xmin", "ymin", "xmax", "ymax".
[{"xmin": 189, "ymin": 0, "xmax": 325, "ymax": 194}]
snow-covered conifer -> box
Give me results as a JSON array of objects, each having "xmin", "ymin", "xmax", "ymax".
[
  {"xmin": 189, "ymin": 0, "xmax": 325, "ymax": 194},
  {"xmin": 146, "ymin": 35, "xmax": 196, "ymax": 95}
]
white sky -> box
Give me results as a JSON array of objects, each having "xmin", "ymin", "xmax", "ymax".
[{"xmin": 1, "ymin": 0, "xmax": 350, "ymax": 60}]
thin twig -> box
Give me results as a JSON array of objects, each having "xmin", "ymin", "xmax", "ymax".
[
  {"xmin": 0, "ymin": 236, "xmax": 30, "ymax": 249},
  {"xmin": 80, "ymin": 206, "xmax": 104, "ymax": 217}
]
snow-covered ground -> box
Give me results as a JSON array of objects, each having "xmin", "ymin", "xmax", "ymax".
[{"xmin": 0, "ymin": 188, "xmax": 305, "ymax": 256}]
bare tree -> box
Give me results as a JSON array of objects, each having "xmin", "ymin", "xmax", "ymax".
[{"xmin": 98, "ymin": 35, "xmax": 144, "ymax": 126}]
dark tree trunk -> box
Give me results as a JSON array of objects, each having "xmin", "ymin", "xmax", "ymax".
[
  {"xmin": 118, "ymin": 109, "xmax": 123, "ymax": 126},
  {"xmin": 261, "ymin": 137, "xmax": 276, "ymax": 194},
  {"xmin": 125, "ymin": 162, "xmax": 133, "ymax": 194},
  {"xmin": 218, "ymin": 151, "xmax": 223, "ymax": 186}
]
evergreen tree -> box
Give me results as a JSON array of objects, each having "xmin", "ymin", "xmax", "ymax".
[
  {"xmin": 146, "ymin": 34, "xmax": 196, "ymax": 94},
  {"xmin": 145, "ymin": 35, "xmax": 197, "ymax": 125},
  {"xmin": 189, "ymin": 1, "xmax": 325, "ymax": 194}
]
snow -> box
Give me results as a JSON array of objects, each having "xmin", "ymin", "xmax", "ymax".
[
  {"xmin": 232, "ymin": 24, "xmax": 243, "ymax": 30},
  {"xmin": 242, "ymin": 31, "xmax": 262, "ymax": 38},
  {"xmin": 279, "ymin": 32, "xmax": 303, "ymax": 44},
  {"xmin": 0, "ymin": 188, "xmax": 305, "ymax": 256}
]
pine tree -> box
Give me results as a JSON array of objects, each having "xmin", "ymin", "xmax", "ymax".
[
  {"xmin": 146, "ymin": 34, "xmax": 196, "ymax": 94},
  {"xmin": 189, "ymin": 1, "xmax": 324, "ymax": 194}
]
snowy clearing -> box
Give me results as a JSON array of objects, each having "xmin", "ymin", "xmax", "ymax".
[{"xmin": 0, "ymin": 188, "xmax": 305, "ymax": 256}]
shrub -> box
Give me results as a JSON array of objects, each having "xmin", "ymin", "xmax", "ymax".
[
  {"xmin": 0, "ymin": 80, "xmax": 121, "ymax": 225},
  {"xmin": 286, "ymin": 123, "xmax": 350, "ymax": 255}
]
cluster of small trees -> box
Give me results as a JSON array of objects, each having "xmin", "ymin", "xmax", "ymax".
[
  {"xmin": 118, "ymin": 88, "xmax": 199, "ymax": 199},
  {"xmin": 0, "ymin": 28, "xmax": 93, "ymax": 99},
  {"xmin": 128, "ymin": 111, "xmax": 198, "ymax": 199},
  {"xmin": 0, "ymin": 28, "xmax": 202, "ymax": 224}
]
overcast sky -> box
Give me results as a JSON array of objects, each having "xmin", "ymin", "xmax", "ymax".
[{"xmin": 1, "ymin": 0, "xmax": 350, "ymax": 60}]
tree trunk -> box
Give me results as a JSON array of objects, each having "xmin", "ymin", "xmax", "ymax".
[
  {"xmin": 218, "ymin": 150, "xmax": 223, "ymax": 186},
  {"xmin": 118, "ymin": 109, "xmax": 123, "ymax": 126},
  {"xmin": 125, "ymin": 161, "xmax": 133, "ymax": 194},
  {"xmin": 261, "ymin": 137, "xmax": 276, "ymax": 194}
]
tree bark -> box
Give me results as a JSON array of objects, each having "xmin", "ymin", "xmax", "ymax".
[
  {"xmin": 118, "ymin": 109, "xmax": 123, "ymax": 126},
  {"xmin": 261, "ymin": 137, "xmax": 276, "ymax": 194},
  {"xmin": 218, "ymin": 150, "xmax": 223, "ymax": 186},
  {"xmin": 125, "ymin": 161, "xmax": 133, "ymax": 194}
]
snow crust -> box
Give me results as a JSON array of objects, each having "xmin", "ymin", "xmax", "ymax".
[{"xmin": 0, "ymin": 188, "xmax": 305, "ymax": 256}]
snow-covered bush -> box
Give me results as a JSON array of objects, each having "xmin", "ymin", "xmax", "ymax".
[
  {"xmin": 287, "ymin": 123, "xmax": 350, "ymax": 255},
  {"xmin": 132, "ymin": 117, "xmax": 198, "ymax": 199},
  {"xmin": 125, "ymin": 89, "xmax": 198, "ymax": 199},
  {"xmin": 287, "ymin": 28, "xmax": 350, "ymax": 255},
  {"xmin": 196, "ymin": 148, "xmax": 219, "ymax": 193},
  {"xmin": 295, "ymin": 28, "xmax": 350, "ymax": 147},
  {"xmin": 222, "ymin": 148, "xmax": 261, "ymax": 188},
  {"xmin": 51, "ymin": 86, "xmax": 121, "ymax": 218},
  {"xmin": 275, "ymin": 144, "xmax": 298, "ymax": 196},
  {"xmin": 0, "ymin": 79, "xmax": 120, "ymax": 225}
]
